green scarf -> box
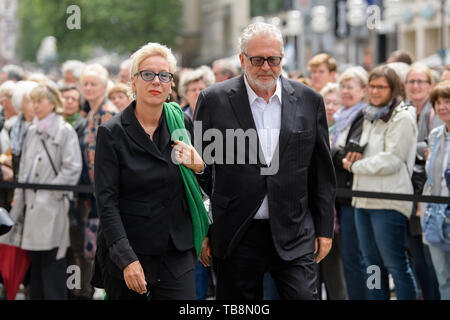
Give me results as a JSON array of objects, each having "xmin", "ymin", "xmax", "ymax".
[
  {"xmin": 64, "ymin": 112, "xmax": 80, "ymax": 128},
  {"xmin": 163, "ymin": 101, "xmax": 210, "ymax": 258}
]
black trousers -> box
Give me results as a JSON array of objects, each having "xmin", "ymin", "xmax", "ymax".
[
  {"xmin": 29, "ymin": 248, "xmax": 68, "ymax": 300},
  {"xmin": 102, "ymin": 248, "xmax": 196, "ymax": 300},
  {"xmin": 213, "ymin": 220, "xmax": 319, "ymax": 300}
]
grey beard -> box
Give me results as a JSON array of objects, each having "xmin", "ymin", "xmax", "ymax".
[{"xmin": 246, "ymin": 73, "xmax": 277, "ymax": 91}]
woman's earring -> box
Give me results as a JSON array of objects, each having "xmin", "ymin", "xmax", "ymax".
[
  {"xmin": 167, "ymin": 94, "xmax": 171, "ymax": 101},
  {"xmin": 132, "ymin": 92, "xmax": 136, "ymax": 99}
]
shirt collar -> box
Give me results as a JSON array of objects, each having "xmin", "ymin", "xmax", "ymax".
[{"xmin": 244, "ymin": 74, "xmax": 282, "ymax": 105}]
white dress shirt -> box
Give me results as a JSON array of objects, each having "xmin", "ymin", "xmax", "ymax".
[{"xmin": 244, "ymin": 75, "xmax": 282, "ymax": 219}]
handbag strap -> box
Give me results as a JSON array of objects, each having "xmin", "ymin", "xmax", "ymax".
[{"xmin": 41, "ymin": 139, "xmax": 58, "ymax": 176}]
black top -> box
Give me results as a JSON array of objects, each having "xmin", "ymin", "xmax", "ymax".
[
  {"xmin": 92, "ymin": 102, "xmax": 196, "ymax": 285},
  {"xmin": 194, "ymin": 75, "xmax": 336, "ymax": 261}
]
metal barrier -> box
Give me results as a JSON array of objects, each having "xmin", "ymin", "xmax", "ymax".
[{"xmin": 0, "ymin": 181, "xmax": 448, "ymax": 204}]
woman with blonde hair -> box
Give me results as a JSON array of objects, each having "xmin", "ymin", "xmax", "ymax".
[
  {"xmin": 91, "ymin": 42, "xmax": 208, "ymax": 300},
  {"xmin": 1, "ymin": 82, "xmax": 82, "ymax": 299}
]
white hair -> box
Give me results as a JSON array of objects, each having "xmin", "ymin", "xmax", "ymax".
[
  {"xmin": 81, "ymin": 63, "xmax": 109, "ymax": 85},
  {"xmin": 11, "ymin": 81, "xmax": 38, "ymax": 111},
  {"xmin": 179, "ymin": 65, "xmax": 215, "ymax": 98},
  {"xmin": 387, "ymin": 62, "xmax": 410, "ymax": 83},
  {"xmin": 338, "ymin": 66, "xmax": 369, "ymax": 88},
  {"xmin": 320, "ymin": 82, "xmax": 339, "ymax": 98},
  {"xmin": 0, "ymin": 80, "xmax": 17, "ymax": 97},
  {"xmin": 62, "ymin": 60, "xmax": 86, "ymax": 80},
  {"xmin": 239, "ymin": 22, "xmax": 284, "ymax": 54}
]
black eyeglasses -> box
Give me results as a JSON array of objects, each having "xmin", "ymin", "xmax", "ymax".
[
  {"xmin": 134, "ymin": 70, "xmax": 174, "ymax": 83},
  {"xmin": 243, "ymin": 53, "xmax": 282, "ymax": 67}
]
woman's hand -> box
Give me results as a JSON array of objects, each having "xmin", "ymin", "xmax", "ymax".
[
  {"xmin": 123, "ymin": 260, "xmax": 147, "ymax": 294},
  {"xmin": 342, "ymin": 152, "xmax": 362, "ymax": 172},
  {"xmin": 172, "ymin": 140, "xmax": 205, "ymax": 173},
  {"xmin": 199, "ymin": 237, "xmax": 212, "ymax": 267}
]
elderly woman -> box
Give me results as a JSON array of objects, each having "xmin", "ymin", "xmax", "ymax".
[
  {"xmin": 178, "ymin": 65, "xmax": 215, "ymax": 300},
  {"xmin": 343, "ymin": 65, "xmax": 418, "ymax": 300},
  {"xmin": 108, "ymin": 83, "xmax": 131, "ymax": 112},
  {"xmin": 179, "ymin": 66, "xmax": 215, "ymax": 119},
  {"xmin": 9, "ymin": 81, "xmax": 39, "ymax": 178},
  {"xmin": 422, "ymin": 80, "xmax": 450, "ymax": 299},
  {"xmin": 320, "ymin": 82, "xmax": 340, "ymax": 132},
  {"xmin": 60, "ymin": 85, "xmax": 87, "ymax": 140},
  {"xmin": 91, "ymin": 42, "xmax": 209, "ymax": 300},
  {"xmin": 331, "ymin": 66, "xmax": 368, "ymax": 300},
  {"xmin": 79, "ymin": 64, "xmax": 118, "ymax": 262},
  {"xmin": 404, "ymin": 63, "xmax": 442, "ymax": 300},
  {"xmin": 3, "ymin": 83, "xmax": 82, "ymax": 299}
]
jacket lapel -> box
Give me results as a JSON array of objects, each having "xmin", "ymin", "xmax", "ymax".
[
  {"xmin": 277, "ymin": 77, "xmax": 298, "ymax": 157},
  {"xmin": 122, "ymin": 103, "xmax": 166, "ymax": 163}
]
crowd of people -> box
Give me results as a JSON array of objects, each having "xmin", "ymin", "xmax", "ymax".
[{"xmin": 0, "ymin": 21, "xmax": 448, "ymax": 300}]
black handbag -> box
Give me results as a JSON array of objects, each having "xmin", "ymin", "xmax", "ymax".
[
  {"xmin": 0, "ymin": 207, "xmax": 14, "ymax": 236},
  {"xmin": 41, "ymin": 139, "xmax": 81, "ymax": 228}
]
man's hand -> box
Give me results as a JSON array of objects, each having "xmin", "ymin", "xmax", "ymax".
[
  {"xmin": 123, "ymin": 260, "xmax": 147, "ymax": 294},
  {"xmin": 314, "ymin": 237, "xmax": 333, "ymax": 264},
  {"xmin": 199, "ymin": 237, "xmax": 212, "ymax": 267}
]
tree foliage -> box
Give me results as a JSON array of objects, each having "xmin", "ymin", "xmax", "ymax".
[{"xmin": 18, "ymin": 0, "xmax": 182, "ymax": 63}]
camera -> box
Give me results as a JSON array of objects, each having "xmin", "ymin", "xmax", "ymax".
[{"xmin": 344, "ymin": 139, "xmax": 366, "ymax": 154}]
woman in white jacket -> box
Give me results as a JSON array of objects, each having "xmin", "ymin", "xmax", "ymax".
[
  {"xmin": 343, "ymin": 65, "xmax": 418, "ymax": 300},
  {"xmin": 3, "ymin": 82, "xmax": 82, "ymax": 299}
]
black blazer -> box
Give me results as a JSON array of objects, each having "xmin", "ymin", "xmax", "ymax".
[
  {"xmin": 194, "ymin": 75, "xmax": 336, "ymax": 261},
  {"xmin": 93, "ymin": 102, "xmax": 194, "ymax": 280},
  {"xmin": 331, "ymin": 110, "xmax": 364, "ymax": 207}
]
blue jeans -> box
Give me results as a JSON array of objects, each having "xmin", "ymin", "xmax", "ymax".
[
  {"xmin": 406, "ymin": 235, "xmax": 441, "ymax": 299},
  {"xmin": 428, "ymin": 244, "xmax": 450, "ymax": 300},
  {"xmin": 339, "ymin": 205, "xmax": 368, "ymax": 299},
  {"xmin": 194, "ymin": 261, "xmax": 210, "ymax": 300},
  {"xmin": 354, "ymin": 208, "xmax": 417, "ymax": 300},
  {"xmin": 263, "ymin": 272, "xmax": 280, "ymax": 300}
]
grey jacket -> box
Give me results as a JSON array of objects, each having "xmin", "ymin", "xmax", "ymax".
[{"xmin": 0, "ymin": 115, "xmax": 82, "ymax": 259}]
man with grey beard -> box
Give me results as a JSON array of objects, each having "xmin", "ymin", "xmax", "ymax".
[{"xmin": 194, "ymin": 22, "xmax": 336, "ymax": 300}]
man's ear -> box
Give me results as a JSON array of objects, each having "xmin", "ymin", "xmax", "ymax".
[{"xmin": 239, "ymin": 53, "xmax": 245, "ymax": 70}]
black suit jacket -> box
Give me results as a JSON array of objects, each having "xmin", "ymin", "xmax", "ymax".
[
  {"xmin": 194, "ymin": 75, "xmax": 336, "ymax": 261},
  {"xmin": 93, "ymin": 101, "xmax": 194, "ymax": 281}
]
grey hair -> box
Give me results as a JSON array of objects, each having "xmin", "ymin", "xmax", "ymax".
[
  {"xmin": 212, "ymin": 58, "xmax": 239, "ymax": 78},
  {"xmin": 338, "ymin": 66, "xmax": 368, "ymax": 88},
  {"xmin": 239, "ymin": 22, "xmax": 284, "ymax": 54},
  {"xmin": 11, "ymin": 81, "xmax": 38, "ymax": 111},
  {"xmin": 1, "ymin": 64, "xmax": 24, "ymax": 81},
  {"xmin": 62, "ymin": 60, "xmax": 86, "ymax": 80},
  {"xmin": 179, "ymin": 65, "xmax": 215, "ymax": 98}
]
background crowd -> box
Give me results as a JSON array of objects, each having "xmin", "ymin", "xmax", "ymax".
[{"xmin": 0, "ymin": 47, "xmax": 449, "ymax": 300}]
